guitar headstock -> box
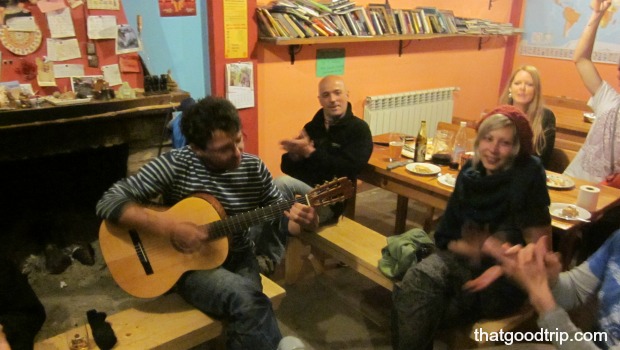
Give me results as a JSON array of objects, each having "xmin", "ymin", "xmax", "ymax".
[{"xmin": 307, "ymin": 177, "xmax": 355, "ymax": 207}]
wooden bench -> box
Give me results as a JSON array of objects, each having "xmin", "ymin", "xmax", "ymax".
[
  {"xmin": 285, "ymin": 216, "xmax": 534, "ymax": 348},
  {"xmin": 35, "ymin": 275, "xmax": 285, "ymax": 350}
]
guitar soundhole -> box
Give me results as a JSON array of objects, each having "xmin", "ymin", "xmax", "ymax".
[{"xmin": 129, "ymin": 229, "xmax": 154, "ymax": 275}]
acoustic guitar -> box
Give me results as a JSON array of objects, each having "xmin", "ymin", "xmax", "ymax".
[{"xmin": 99, "ymin": 177, "xmax": 354, "ymax": 298}]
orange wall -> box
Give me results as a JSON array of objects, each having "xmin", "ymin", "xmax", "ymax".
[{"xmin": 255, "ymin": 0, "xmax": 517, "ymax": 175}]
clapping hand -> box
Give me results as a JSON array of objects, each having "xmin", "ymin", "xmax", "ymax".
[
  {"xmin": 281, "ymin": 129, "xmax": 315, "ymax": 160},
  {"xmin": 463, "ymin": 235, "xmax": 562, "ymax": 295}
]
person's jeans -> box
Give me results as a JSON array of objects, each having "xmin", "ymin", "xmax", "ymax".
[
  {"xmin": 391, "ymin": 250, "xmax": 526, "ymax": 350},
  {"xmin": 176, "ymin": 247, "xmax": 282, "ymax": 350},
  {"xmin": 252, "ymin": 176, "xmax": 336, "ymax": 264}
]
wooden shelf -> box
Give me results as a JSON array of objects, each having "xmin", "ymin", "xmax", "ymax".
[{"xmin": 259, "ymin": 32, "xmax": 521, "ymax": 63}]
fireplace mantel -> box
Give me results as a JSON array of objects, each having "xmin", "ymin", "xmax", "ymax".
[{"xmin": 0, "ymin": 91, "xmax": 190, "ymax": 161}]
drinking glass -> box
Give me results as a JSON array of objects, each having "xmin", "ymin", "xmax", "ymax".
[
  {"xmin": 388, "ymin": 133, "xmax": 404, "ymax": 162},
  {"xmin": 66, "ymin": 318, "xmax": 90, "ymax": 350},
  {"xmin": 431, "ymin": 129, "xmax": 454, "ymax": 166}
]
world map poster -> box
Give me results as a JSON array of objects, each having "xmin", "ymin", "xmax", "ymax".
[{"xmin": 520, "ymin": 0, "xmax": 620, "ymax": 64}]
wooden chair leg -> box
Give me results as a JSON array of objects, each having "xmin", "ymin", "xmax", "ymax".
[
  {"xmin": 395, "ymin": 195, "xmax": 409, "ymax": 234},
  {"xmin": 423, "ymin": 206, "xmax": 436, "ymax": 232},
  {"xmin": 284, "ymin": 236, "xmax": 307, "ymax": 285}
]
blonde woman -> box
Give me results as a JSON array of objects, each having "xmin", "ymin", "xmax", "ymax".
[{"xmin": 500, "ymin": 65, "xmax": 557, "ymax": 168}]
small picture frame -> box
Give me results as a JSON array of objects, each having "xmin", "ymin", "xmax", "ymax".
[
  {"xmin": 86, "ymin": 42, "xmax": 96, "ymax": 55},
  {"xmin": 87, "ymin": 55, "xmax": 99, "ymax": 68},
  {"xmin": 70, "ymin": 75, "xmax": 103, "ymax": 97}
]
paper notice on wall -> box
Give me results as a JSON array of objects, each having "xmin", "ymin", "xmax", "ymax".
[
  {"xmin": 87, "ymin": 15, "xmax": 117, "ymax": 39},
  {"xmin": 47, "ymin": 38, "xmax": 81, "ymax": 61},
  {"xmin": 6, "ymin": 16, "xmax": 37, "ymax": 32},
  {"xmin": 226, "ymin": 62, "xmax": 254, "ymax": 109},
  {"xmin": 223, "ymin": 0, "xmax": 248, "ymax": 59},
  {"xmin": 102, "ymin": 64, "xmax": 122, "ymax": 86},
  {"xmin": 47, "ymin": 8, "xmax": 76, "ymax": 38},
  {"xmin": 37, "ymin": 0, "xmax": 67, "ymax": 13},
  {"xmin": 36, "ymin": 58, "xmax": 56, "ymax": 87},
  {"xmin": 86, "ymin": 0, "xmax": 119, "ymax": 10},
  {"xmin": 53, "ymin": 64, "xmax": 85, "ymax": 78}
]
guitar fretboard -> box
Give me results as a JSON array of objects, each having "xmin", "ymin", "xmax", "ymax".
[{"xmin": 206, "ymin": 196, "xmax": 307, "ymax": 239}]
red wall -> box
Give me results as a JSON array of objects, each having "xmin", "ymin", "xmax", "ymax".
[
  {"xmin": 0, "ymin": 2, "xmax": 141, "ymax": 95},
  {"xmin": 208, "ymin": 1, "xmax": 259, "ymax": 154}
]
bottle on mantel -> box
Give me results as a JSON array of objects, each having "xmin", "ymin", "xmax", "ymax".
[{"xmin": 414, "ymin": 120, "xmax": 427, "ymax": 163}]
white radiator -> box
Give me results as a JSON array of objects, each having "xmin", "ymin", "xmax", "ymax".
[{"xmin": 364, "ymin": 87, "xmax": 458, "ymax": 138}]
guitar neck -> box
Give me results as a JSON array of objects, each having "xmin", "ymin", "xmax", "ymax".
[{"xmin": 207, "ymin": 197, "xmax": 306, "ymax": 239}]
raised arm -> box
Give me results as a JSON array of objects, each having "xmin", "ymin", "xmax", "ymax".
[{"xmin": 574, "ymin": 0, "xmax": 612, "ymax": 95}]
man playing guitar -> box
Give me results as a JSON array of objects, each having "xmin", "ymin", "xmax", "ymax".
[{"xmin": 96, "ymin": 96, "xmax": 317, "ymax": 350}]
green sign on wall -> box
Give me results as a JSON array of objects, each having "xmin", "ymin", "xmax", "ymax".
[{"xmin": 316, "ymin": 48, "xmax": 345, "ymax": 77}]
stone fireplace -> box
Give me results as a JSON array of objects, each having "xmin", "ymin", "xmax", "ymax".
[{"xmin": 0, "ymin": 92, "xmax": 188, "ymax": 268}]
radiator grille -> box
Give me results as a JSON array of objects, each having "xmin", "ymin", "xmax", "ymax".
[{"xmin": 364, "ymin": 87, "xmax": 458, "ymax": 137}]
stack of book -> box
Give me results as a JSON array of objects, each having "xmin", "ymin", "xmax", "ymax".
[{"xmin": 257, "ymin": 1, "xmax": 520, "ymax": 39}]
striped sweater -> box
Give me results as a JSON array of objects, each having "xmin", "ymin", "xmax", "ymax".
[{"xmin": 96, "ymin": 146, "xmax": 283, "ymax": 251}]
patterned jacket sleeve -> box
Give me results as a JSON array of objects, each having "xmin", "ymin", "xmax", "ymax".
[{"xmin": 96, "ymin": 154, "xmax": 176, "ymax": 222}]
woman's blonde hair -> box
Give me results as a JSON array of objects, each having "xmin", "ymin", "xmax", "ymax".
[
  {"xmin": 473, "ymin": 114, "xmax": 519, "ymax": 172},
  {"xmin": 499, "ymin": 65, "xmax": 547, "ymax": 157}
]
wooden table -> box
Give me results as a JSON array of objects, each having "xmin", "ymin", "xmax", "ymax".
[
  {"xmin": 545, "ymin": 95, "xmax": 593, "ymax": 152},
  {"xmin": 358, "ymin": 142, "xmax": 620, "ymax": 234},
  {"xmin": 357, "ymin": 142, "xmax": 620, "ymax": 267}
]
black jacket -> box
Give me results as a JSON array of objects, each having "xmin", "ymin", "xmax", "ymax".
[
  {"xmin": 0, "ymin": 258, "xmax": 46, "ymax": 350},
  {"xmin": 281, "ymin": 102, "xmax": 373, "ymax": 186}
]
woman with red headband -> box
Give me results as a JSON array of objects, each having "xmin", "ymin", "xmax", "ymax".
[{"xmin": 391, "ymin": 105, "xmax": 552, "ymax": 350}]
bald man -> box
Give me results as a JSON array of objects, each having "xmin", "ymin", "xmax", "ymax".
[{"xmin": 253, "ymin": 75, "xmax": 373, "ymax": 275}]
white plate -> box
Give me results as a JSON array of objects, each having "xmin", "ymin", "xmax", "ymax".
[
  {"xmin": 549, "ymin": 203, "xmax": 591, "ymax": 221},
  {"xmin": 437, "ymin": 173, "xmax": 456, "ymax": 187},
  {"xmin": 546, "ymin": 174, "xmax": 575, "ymax": 189},
  {"xmin": 405, "ymin": 162, "xmax": 441, "ymax": 176},
  {"xmin": 583, "ymin": 112, "xmax": 596, "ymax": 123}
]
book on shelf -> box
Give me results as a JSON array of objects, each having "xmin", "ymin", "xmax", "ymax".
[
  {"xmin": 393, "ymin": 9, "xmax": 411, "ymax": 34},
  {"xmin": 404, "ymin": 9, "xmax": 421, "ymax": 34},
  {"xmin": 367, "ymin": 4, "xmax": 394, "ymax": 34},
  {"xmin": 257, "ymin": 8, "xmax": 278, "ymax": 37},
  {"xmin": 439, "ymin": 9, "xmax": 459, "ymax": 34},
  {"xmin": 368, "ymin": 11, "xmax": 383, "ymax": 35},
  {"xmin": 403, "ymin": 11, "xmax": 415, "ymax": 34},
  {"xmin": 412, "ymin": 8, "xmax": 431, "ymax": 34},
  {"xmin": 329, "ymin": 0, "xmax": 356, "ymax": 14},
  {"xmin": 262, "ymin": 8, "xmax": 289, "ymax": 37},
  {"xmin": 272, "ymin": 12, "xmax": 297, "ymax": 37},
  {"xmin": 313, "ymin": 17, "xmax": 338, "ymax": 36},
  {"xmin": 294, "ymin": 15, "xmax": 320, "ymax": 36},
  {"xmin": 320, "ymin": 15, "xmax": 343, "ymax": 35},
  {"xmin": 294, "ymin": 0, "xmax": 332, "ymax": 14},
  {"xmin": 284, "ymin": 13, "xmax": 307, "ymax": 37},
  {"xmin": 342, "ymin": 12, "xmax": 360, "ymax": 35},
  {"xmin": 427, "ymin": 14, "xmax": 444, "ymax": 33},
  {"xmin": 328, "ymin": 13, "xmax": 352, "ymax": 35},
  {"xmin": 358, "ymin": 7, "xmax": 376, "ymax": 35}
]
